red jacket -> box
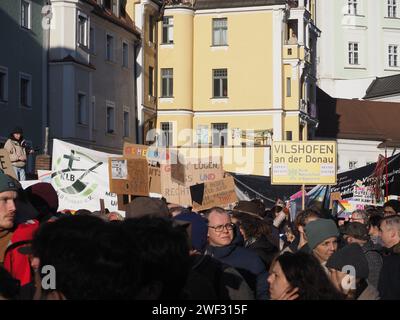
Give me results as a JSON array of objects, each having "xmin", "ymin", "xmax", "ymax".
[{"xmin": 3, "ymin": 220, "xmax": 39, "ymax": 286}]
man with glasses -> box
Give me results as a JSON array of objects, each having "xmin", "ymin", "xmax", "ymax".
[
  {"xmin": 204, "ymin": 207, "xmax": 268, "ymax": 300},
  {"xmin": 377, "ymin": 216, "xmax": 400, "ymax": 299}
]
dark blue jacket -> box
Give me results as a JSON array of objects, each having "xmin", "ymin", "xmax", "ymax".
[{"xmin": 205, "ymin": 244, "xmax": 269, "ymax": 300}]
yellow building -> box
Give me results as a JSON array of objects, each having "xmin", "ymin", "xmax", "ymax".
[{"xmin": 155, "ymin": 0, "xmax": 319, "ymax": 175}]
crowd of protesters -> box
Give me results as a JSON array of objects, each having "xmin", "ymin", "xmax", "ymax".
[{"xmin": 1, "ymin": 167, "xmax": 400, "ymax": 300}]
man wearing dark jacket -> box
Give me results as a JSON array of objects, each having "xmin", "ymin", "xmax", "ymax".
[
  {"xmin": 378, "ymin": 216, "xmax": 400, "ymax": 299},
  {"xmin": 204, "ymin": 207, "xmax": 269, "ymax": 300}
]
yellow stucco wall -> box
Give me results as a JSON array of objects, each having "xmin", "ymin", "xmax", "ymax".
[
  {"xmin": 144, "ymin": 9, "xmax": 157, "ymax": 110},
  {"xmin": 283, "ymin": 116, "xmax": 300, "ymax": 141},
  {"xmin": 158, "ymin": 9, "xmax": 194, "ymax": 110},
  {"xmin": 192, "ymin": 11, "xmax": 275, "ymax": 111},
  {"xmin": 283, "ymin": 64, "xmax": 299, "ymax": 110}
]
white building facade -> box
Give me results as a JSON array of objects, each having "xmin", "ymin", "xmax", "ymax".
[
  {"xmin": 48, "ymin": 0, "xmax": 139, "ymax": 154},
  {"xmin": 316, "ymin": 0, "xmax": 400, "ymax": 99}
]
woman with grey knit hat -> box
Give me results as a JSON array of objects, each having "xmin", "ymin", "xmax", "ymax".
[
  {"xmin": 326, "ymin": 243, "xmax": 380, "ymax": 300},
  {"xmin": 304, "ymin": 218, "xmax": 339, "ymax": 274}
]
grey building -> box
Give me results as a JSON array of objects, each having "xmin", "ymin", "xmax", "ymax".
[{"xmin": 0, "ymin": 0, "xmax": 47, "ymax": 172}]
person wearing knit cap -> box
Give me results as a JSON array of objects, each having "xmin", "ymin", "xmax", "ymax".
[
  {"xmin": 327, "ymin": 243, "xmax": 380, "ymax": 300},
  {"xmin": 305, "ymin": 218, "xmax": 339, "ymax": 271}
]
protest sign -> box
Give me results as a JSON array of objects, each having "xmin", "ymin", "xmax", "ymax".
[
  {"xmin": 0, "ymin": 149, "xmax": 17, "ymax": 179},
  {"xmin": 109, "ymin": 158, "xmax": 149, "ymax": 196},
  {"xmin": 51, "ymin": 139, "xmax": 119, "ymax": 212},
  {"xmin": 190, "ymin": 176, "xmax": 238, "ymax": 212},
  {"xmin": 271, "ymin": 141, "xmax": 337, "ymax": 185}
]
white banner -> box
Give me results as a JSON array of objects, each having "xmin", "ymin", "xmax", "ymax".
[{"xmin": 51, "ymin": 139, "xmax": 120, "ymax": 212}]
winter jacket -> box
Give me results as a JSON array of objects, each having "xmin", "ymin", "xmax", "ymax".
[
  {"xmin": 378, "ymin": 242, "xmax": 400, "ymax": 300},
  {"xmin": 205, "ymin": 244, "xmax": 269, "ymax": 300},
  {"xmin": 245, "ymin": 236, "xmax": 279, "ymax": 270},
  {"xmin": 3, "ymin": 220, "xmax": 39, "ymax": 287},
  {"xmin": 187, "ymin": 254, "xmax": 254, "ymax": 300},
  {"xmin": 4, "ymin": 138, "xmax": 27, "ymax": 168},
  {"xmin": 357, "ymin": 284, "xmax": 380, "ymax": 300},
  {"xmin": 361, "ymin": 240, "xmax": 383, "ymax": 289}
]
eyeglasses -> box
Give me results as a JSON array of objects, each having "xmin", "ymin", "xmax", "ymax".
[{"xmin": 208, "ymin": 223, "xmax": 235, "ymax": 233}]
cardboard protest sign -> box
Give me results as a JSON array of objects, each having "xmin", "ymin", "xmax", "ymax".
[
  {"xmin": 109, "ymin": 158, "xmax": 149, "ymax": 196},
  {"xmin": 148, "ymin": 164, "xmax": 161, "ymax": 194},
  {"xmin": 0, "ymin": 149, "xmax": 17, "ymax": 179},
  {"xmin": 160, "ymin": 164, "xmax": 192, "ymax": 206},
  {"xmin": 171, "ymin": 155, "xmax": 224, "ymax": 186},
  {"xmin": 190, "ymin": 176, "xmax": 238, "ymax": 212}
]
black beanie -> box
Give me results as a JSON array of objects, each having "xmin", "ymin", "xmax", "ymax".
[{"xmin": 326, "ymin": 243, "xmax": 369, "ymax": 279}]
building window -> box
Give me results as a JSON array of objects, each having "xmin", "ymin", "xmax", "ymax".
[
  {"xmin": 123, "ymin": 109, "xmax": 129, "ymax": 137},
  {"xmin": 388, "ymin": 0, "xmax": 397, "ymax": 17},
  {"xmin": 0, "ymin": 67, "xmax": 8, "ymax": 102},
  {"xmin": 196, "ymin": 125, "xmax": 209, "ymax": 145},
  {"xmin": 213, "ymin": 69, "xmax": 228, "ymax": 98},
  {"xmin": 149, "ymin": 15, "xmax": 155, "ymax": 43},
  {"xmin": 212, "ymin": 123, "xmax": 228, "ymax": 147},
  {"xmin": 112, "ymin": 0, "xmax": 119, "ymax": 16},
  {"xmin": 90, "ymin": 26, "xmax": 95, "ymax": 54},
  {"xmin": 286, "ymin": 131, "xmax": 293, "ymax": 141},
  {"xmin": 348, "ymin": 42, "xmax": 359, "ymax": 65},
  {"xmin": 160, "ymin": 122, "xmax": 173, "ymax": 147},
  {"xmin": 21, "ymin": 0, "xmax": 31, "ymax": 29},
  {"xmin": 106, "ymin": 34, "xmax": 114, "ymax": 61},
  {"xmin": 161, "ymin": 68, "xmax": 173, "ymax": 97},
  {"xmin": 149, "ymin": 66, "xmax": 154, "ymax": 97},
  {"xmin": 212, "ymin": 18, "xmax": 227, "ymax": 46},
  {"xmin": 77, "ymin": 93, "xmax": 87, "ymax": 125},
  {"xmin": 122, "ymin": 41, "xmax": 128, "ymax": 67},
  {"xmin": 348, "ymin": 0, "xmax": 358, "ymax": 15},
  {"xmin": 78, "ymin": 12, "xmax": 88, "ymax": 47},
  {"xmin": 349, "ymin": 160, "xmax": 358, "ymax": 170},
  {"xmin": 19, "ymin": 73, "xmax": 32, "ymax": 108},
  {"xmin": 389, "ymin": 45, "xmax": 398, "ymax": 67},
  {"xmin": 106, "ymin": 102, "xmax": 115, "ymax": 134},
  {"xmin": 104, "ymin": 0, "xmax": 111, "ymax": 10},
  {"xmin": 286, "ymin": 77, "xmax": 292, "ymax": 97},
  {"xmin": 162, "ymin": 16, "xmax": 174, "ymax": 44},
  {"xmin": 91, "ymin": 96, "xmax": 96, "ymax": 130}
]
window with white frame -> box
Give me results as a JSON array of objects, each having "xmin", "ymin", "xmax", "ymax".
[
  {"xmin": 162, "ymin": 16, "xmax": 174, "ymax": 44},
  {"xmin": 122, "ymin": 41, "xmax": 128, "ymax": 67},
  {"xmin": 389, "ymin": 45, "xmax": 398, "ymax": 67},
  {"xmin": 123, "ymin": 108, "xmax": 129, "ymax": 137},
  {"xmin": 212, "ymin": 18, "xmax": 227, "ymax": 46},
  {"xmin": 160, "ymin": 122, "xmax": 173, "ymax": 147},
  {"xmin": 19, "ymin": 73, "xmax": 32, "ymax": 107},
  {"xmin": 90, "ymin": 26, "xmax": 96, "ymax": 54},
  {"xmin": 196, "ymin": 125, "xmax": 209, "ymax": 145},
  {"xmin": 348, "ymin": 0, "xmax": 358, "ymax": 15},
  {"xmin": 106, "ymin": 102, "xmax": 115, "ymax": 134},
  {"xmin": 77, "ymin": 93, "xmax": 87, "ymax": 125},
  {"xmin": 212, "ymin": 123, "xmax": 228, "ymax": 147},
  {"xmin": 0, "ymin": 67, "xmax": 8, "ymax": 102},
  {"xmin": 388, "ymin": 0, "xmax": 397, "ymax": 17},
  {"xmin": 213, "ymin": 69, "xmax": 228, "ymax": 98},
  {"xmin": 78, "ymin": 12, "xmax": 89, "ymax": 47},
  {"xmin": 161, "ymin": 68, "xmax": 173, "ymax": 97},
  {"xmin": 112, "ymin": 0, "xmax": 119, "ymax": 16},
  {"xmin": 106, "ymin": 33, "xmax": 114, "ymax": 61},
  {"xmin": 21, "ymin": 0, "xmax": 31, "ymax": 29},
  {"xmin": 348, "ymin": 42, "xmax": 359, "ymax": 65}
]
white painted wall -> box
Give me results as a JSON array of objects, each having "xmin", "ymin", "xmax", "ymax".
[{"xmin": 337, "ymin": 138, "xmax": 398, "ymax": 173}]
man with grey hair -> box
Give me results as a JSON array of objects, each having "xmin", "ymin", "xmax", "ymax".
[
  {"xmin": 377, "ymin": 215, "xmax": 400, "ymax": 299},
  {"xmin": 204, "ymin": 207, "xmax": 269, "ymax": 299}
]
